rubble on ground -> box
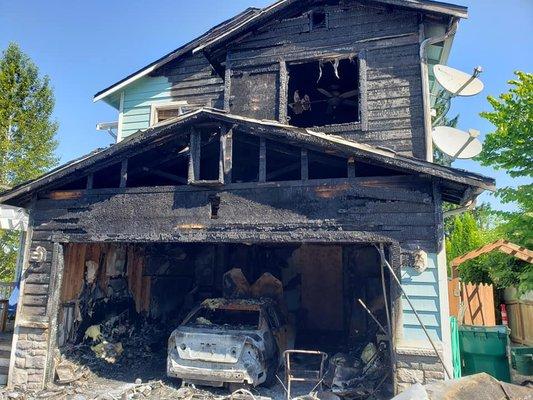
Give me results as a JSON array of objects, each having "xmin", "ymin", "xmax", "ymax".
[{"xmin": 392, "ymin": 372, "xmax": 533, "ymax": 400}]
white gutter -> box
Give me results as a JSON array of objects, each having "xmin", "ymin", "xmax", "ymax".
[{"xmin": 419, "ymin": 18, "xmax": 459, "ymax": 162}]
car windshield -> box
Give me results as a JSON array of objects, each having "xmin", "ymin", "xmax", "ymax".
[{"xmin": 186, "ymin": 306, "xmax": 260, "ymax": 330}]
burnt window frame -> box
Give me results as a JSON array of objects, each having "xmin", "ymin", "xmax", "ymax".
[{"xmin": 282, "ymin": 52, "xmax": 367, "ymax": 132}]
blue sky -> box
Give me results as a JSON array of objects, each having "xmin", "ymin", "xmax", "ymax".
[{"xmin": 1, "ymin": 1, "xmax": 531, "ymax": 210}]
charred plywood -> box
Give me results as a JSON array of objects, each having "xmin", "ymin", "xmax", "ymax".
[{"xmin": 229, "ymin": 67, "xmax": 280, "ymax": 121}]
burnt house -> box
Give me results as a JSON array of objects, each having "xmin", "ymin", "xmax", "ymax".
[{"xmin": 0, "ymin": 0, "xmax": 495, "ymax": 394}]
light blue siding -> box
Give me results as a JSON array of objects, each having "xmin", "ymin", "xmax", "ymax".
[
  {"xmin": 121, "ymin": 76, "xmax": 173, "ymax": 138},
  {"xmin": 401, "ymin": 253, "xmax": 442, "ymax": 341}
]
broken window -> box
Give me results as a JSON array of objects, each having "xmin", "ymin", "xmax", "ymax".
[
  {"xmin": 266, "ymin": 140, "xmax": 301, "ymax": 182},
  {"xmin": 308, "ymin": 151, "xmax": 348, "ymax": 179},
  {"xmin": 232, "ymin": 131, "xmax": 260, "ymax": 183},
  {"xmin": 287, "ymin": 58, "xmax": 359, "ymax": 128}
]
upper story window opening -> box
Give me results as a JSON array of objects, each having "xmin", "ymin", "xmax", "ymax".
[
  {"xmin": 310, "ymin": 10, "xmax": 327, "ymax": 30},
  {"xmin": 287, "ymin": 58, "xmax": 359, "ymax": 128}
]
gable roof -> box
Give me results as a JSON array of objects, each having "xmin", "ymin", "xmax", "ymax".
[
  {"xmin": 0, "ymin": 109, "xmax": 494, "ymax": 207},
  {"xmin": 94, "ymin": 0, "xmax": 467, "ymax": 104}
]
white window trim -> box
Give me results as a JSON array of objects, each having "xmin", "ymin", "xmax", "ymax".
[{"xmin": 149, "ymin": 101, "xmax": 190, "ymax": 127}]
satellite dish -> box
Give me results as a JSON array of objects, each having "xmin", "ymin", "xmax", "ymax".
[
  {"xmin": 432, "ymin": 126, "xmax": 482, "ymax": 159},
  {"xmin": 434, "ymin": 65, "xmax": 484, "ymax": 97}
]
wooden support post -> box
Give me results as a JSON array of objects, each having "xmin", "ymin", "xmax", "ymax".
[
  {"xmin": 301, "ymin": 149, "xmax": 309, "ymax": 180},
  {"xmin": 358, "ymin": 51, "xmax": 368, "ymax": 131},
  {"xmin": 86, "ymin": 173, "xmax": 94, "ymax": 190},
  {"xmin": 120, "ymin": 159, "xmax": 128, "ymax": 188},
  {"xmin": 220, "ymin": 125, "xmax": 233, "ymax": 184},
  {"xmin": 347, "ymin": 157, "xmax": 356, "ymax": 178},
  {"xmin": 279, "ymin": 61, "xmax": 289, "ymax": 124},
  {"xmin": 188, "ymin": 128, "xmax": 201, "ymax": 183},
  {"xmin": 259, "ymin": 137, "xmax": 266, "ymax": 183}
]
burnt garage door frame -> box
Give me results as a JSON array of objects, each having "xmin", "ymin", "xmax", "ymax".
[{"xmin": 31, "ymin": 233, "xmax": 402, "ymax": 388}]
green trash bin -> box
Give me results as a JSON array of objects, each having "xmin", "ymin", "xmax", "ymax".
[
  {"xmin": 458, "ymin": 325, "xmax": 511, "ymax": 382},
  {"xmin": 511, "ymin": 347, "xmax": 533, "ymax": 375}
]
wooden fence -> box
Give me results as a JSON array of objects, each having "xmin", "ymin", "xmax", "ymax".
[
  {"xmin": 448, "ymin": 278, "xmax": 496, "ymax": 326},
  {"xmin": 506, "ymin": 299, "xmax": 533, "ymax": 345}
]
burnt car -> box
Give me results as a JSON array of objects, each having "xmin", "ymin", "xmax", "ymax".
[{"xmin": 167, "ymin": 298, "xmax": 292, "ymax": 389}]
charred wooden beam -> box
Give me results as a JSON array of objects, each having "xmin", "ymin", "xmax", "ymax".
[
  {"xmin": 188, "ymin": 127, "xmax": 201, "ymax": 183},
  {"xmin": 259, "ymin": 137, "xmax": 266, "ymax": 183},
  {"xmin": 120, "ymin": 159, "xmax": 128, "ymax": 188},
  {"xmin": 141, "ymin": 167, "xmax": 187, "ymax": 184},
  {"xmin": 301, "ymin": 149, "xmax": 309, "ymax": 181},
  {"xmin": 348, "ymin": 157, "xmax": 356, "ymax": 178},
  {"xmin": 266, "ymin": 162, "xmax": 300, "ymax": 181},
  {"xmin": 86, "ymin": 174, "xmax": 94, "ymax": 190},
  {"xmin": 220, "ymin": 125, "xmax": 233, "ymax": 184}
]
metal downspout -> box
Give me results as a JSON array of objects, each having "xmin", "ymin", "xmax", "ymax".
[{"xmin": 420, "ymin": 18, "xmax": 459, "ymax": 162}]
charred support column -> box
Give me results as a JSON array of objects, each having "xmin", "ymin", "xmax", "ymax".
[
  {"xmin": 301, "ymin": 149, "xmax": 309, "ymax": 180},
  {"xmin": 347, "ymin": 157, "xmax": 356, "ymax": 178},
  {"xmin": 188, "ymin": 127, "xmax": 201, "ymax": 183},
  {"xmin": 119, "ymin": 159, "xmax": 128, "ymax": 188},
  {"xmin": 259, "ymin": 137, "xmax": 266, "ymax": 183},
  {"xmin": 220, "ymin": 125, "xmax": 233, "ymax": 184},
  {"xmin": 86, "ymin": 174, "xmax": 94, "ymax": 190}
]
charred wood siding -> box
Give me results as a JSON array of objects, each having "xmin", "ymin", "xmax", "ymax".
[
  {"xmin": 227, "ymin": 4, "xmax": 425, "ymax": 158},
  {"xmin": 121, "ymin": 54, "xmax": 224, "ymax": 138}
]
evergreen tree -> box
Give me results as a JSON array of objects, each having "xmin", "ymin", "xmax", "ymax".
[{"xmin": 0, "ymin": 43, "xmax": 58, "ymax": 281}]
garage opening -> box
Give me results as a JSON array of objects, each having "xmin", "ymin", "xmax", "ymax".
[{"xmin": 56, "ymin": 242, "xmax": 395, "ymax": 398}]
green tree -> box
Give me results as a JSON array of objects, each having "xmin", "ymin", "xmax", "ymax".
[
  {"xmin": 0, "ymin": 43, "xmax": 58, "ymax": 282},
  {"xmin": 478, "ymin": 71, "xmax": 532, "ymax": 248},
  {"xmin": 457, "ymin": 71, "xmax": 533, "ymax": 294}
]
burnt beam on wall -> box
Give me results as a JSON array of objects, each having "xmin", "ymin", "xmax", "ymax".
[
  {"xmin": 348, "ymin": 157, "xmax": 356, "ymax": 178},
  {"xmin": 301, "ymin": 149, "xmax": 309, "ymax": 180},
  {"xmin": 86, "ymin": 174, "xmax": 93, "ymax": 190},
  {"xmin": 188, "ymin": 127, "xmax": 201, "ymax": 183},
  {"xmin": 259, "ymin": 137, "xmax": 266, "ymax": 183},
  {"xmin": 220, "ymin": 125, "xmax": 233, "ymax": 184},
  {"xmin": 120, "ymin": 159, "xmax": 128, "ymax": 188}
]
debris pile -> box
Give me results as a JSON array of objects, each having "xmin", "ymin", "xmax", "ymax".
[{"xmin": 323, "ymin": 341, "xmax": 390, "ymax": 398}]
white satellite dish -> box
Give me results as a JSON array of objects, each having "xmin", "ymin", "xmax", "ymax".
[
  {"xmin": 432, "ymin": 126, "xmax": 482, "ymax": 159},
  {"xmin": 434, "ymin": 65, "xmax": 484, "ymax": 97}
]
